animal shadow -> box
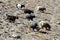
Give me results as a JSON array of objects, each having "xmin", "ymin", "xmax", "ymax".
[{"xmin": 39, "ymin": 31, "xmax": 48, "ymax": 34}]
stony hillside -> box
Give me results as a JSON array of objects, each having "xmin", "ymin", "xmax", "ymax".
[{"xmin": 0, "ymin": 0, "xmax": 60, "ymax": 40}]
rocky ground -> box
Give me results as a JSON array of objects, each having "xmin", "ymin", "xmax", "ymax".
[{"xmin": 0, "ymin": 0, "xmax": 60, "ymax": 40}]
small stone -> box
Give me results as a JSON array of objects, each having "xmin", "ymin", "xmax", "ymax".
[
  {"xmin": 9, "ymin": 32, "xmax": 21, "ymax": 39},
  {"xmin": 0, "ymin": 1, "xmax": 3, "ymax": 3}
]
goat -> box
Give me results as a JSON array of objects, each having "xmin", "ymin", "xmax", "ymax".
[
  {"xmin": 38, "ymin": 21, "xmax": 51, "ymax": 31},
  {"xmin": 36, "ymin": 6, "xmax": 46, "ymax": 13},
  {"xmin": 29, "ymin": 20, "xmax": 40, "ymax": 31},
  {"xmin": 21, "ymin": 9, "xmax": 34, "ymax": 14},
  {"xmin": 16, "ymin": 3, "xmax": 25, "ymax": 9},
  {"xmin": 25, "ymin": 14, "xmax": 35, "ymax": 20},
  {"xmin": 6, "ymin": 14, "xmax": 18, "ymax": 23},
  {"xmin": 39, "ymin": 8, "xmax": 46, "ymax": 13}
]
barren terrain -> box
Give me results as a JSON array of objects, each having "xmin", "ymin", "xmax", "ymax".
[{"xmin": 0, "ymin": 0, "xmax": 60, "ymax": 40}]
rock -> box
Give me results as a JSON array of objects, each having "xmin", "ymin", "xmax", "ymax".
[
  {"xmin": 0, "ymin": 1, "xmax": 3, "ymax": 3},
  {"xmin": 9, "ymin": 32, "xmax": 22, "ymax": 39}
]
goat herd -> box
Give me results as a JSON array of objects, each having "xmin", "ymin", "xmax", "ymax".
[{"xmin": 6, "ymin": 3, "xmax": 51, "ymax": 32}]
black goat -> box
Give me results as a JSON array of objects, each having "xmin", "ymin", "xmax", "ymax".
[
  {"xmin": 21, "ymin": 9, "xmax": 34, "ymax": 14},
  {"xmin": 6, "ymin": 14, "xmax": 18, "ymax": 23},
  {"xmin": 39, "ymin": 8, "xmax": 46, "ymax": 13},
  {"xmin": 26, "ymin": 14, "xmax": 35, "ymax": 20}
]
